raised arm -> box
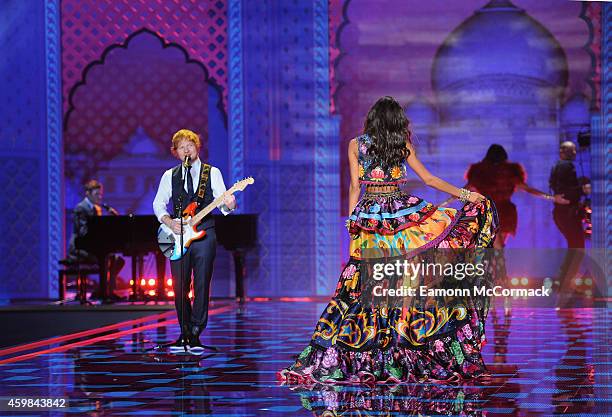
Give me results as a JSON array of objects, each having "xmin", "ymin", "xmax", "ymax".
[
  {"xmin": 406, "ymin": 142, "xmax": 485, "ymax": 204},
  {"xmin": 516, "ymin": 183, "xmax": 568, "ymax": 204},
  {"xmin": 513, "ymin": 163, "xmax": 568, "ymax": 204},
  {"xmin": 439, "ymin": 166, "xmax": 478, "ymax": 206},
  {"xmin": 348, "ymin": 139, "xmax": 361, "ymax": 214}
]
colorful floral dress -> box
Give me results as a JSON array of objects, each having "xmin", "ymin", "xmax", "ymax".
[{"xmin": 279, "ymin": 134, "xmax": 499, "ymax": 385}]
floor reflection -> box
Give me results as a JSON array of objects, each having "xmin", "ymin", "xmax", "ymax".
[{"xmin": 0, "ymin": 301, "xmax": 608, "ymax": 416}]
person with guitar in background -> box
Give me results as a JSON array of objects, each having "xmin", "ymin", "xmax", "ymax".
[
  {"xmin": 68, "ymin": 179, "xmax": 124, "ymax": 301},
  {"xmin": 153, "ymin": 129, "xmax": 236, "ymax": 353}
]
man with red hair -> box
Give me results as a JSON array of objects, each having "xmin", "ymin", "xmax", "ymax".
[{"xmin": 153, "ymin": 129, "xmax": 236, "ymax": 353}]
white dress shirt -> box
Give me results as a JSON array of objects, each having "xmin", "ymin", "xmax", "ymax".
[{"xmin": 153, "ymin": 158, "xmax": 232, "ymax": 222}]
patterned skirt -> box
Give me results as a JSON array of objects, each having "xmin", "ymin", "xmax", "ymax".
[{"xmin": 279, "ymin": 191, "xmax": 499, "ymax": 385}]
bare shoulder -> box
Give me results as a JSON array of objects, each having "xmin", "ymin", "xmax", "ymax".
[{"xmin": 348, "ymin": 138, "xmax": 358, "ymax": 154}]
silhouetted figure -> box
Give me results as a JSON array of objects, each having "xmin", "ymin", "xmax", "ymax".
[{"xmin": 465, "ymin": 144, "xmax": 568, "ymax": 248}]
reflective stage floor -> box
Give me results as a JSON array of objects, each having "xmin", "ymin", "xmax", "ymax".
[{"xmin": 0, "ymin": 300, "xmax": 609, "ymax": 416}]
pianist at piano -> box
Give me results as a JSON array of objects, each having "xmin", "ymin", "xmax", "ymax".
[
  {"xmin": 153, "ymin": 129, "xmax": 236, "ymax": 353},
  {"xmin": 68, "ymin": 179, "xmax": 125, "ymax": 300}
]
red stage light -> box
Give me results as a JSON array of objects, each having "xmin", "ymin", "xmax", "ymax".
[
  {"xmin": 148, "ymin": 278, "xmax": 156, "ymax": 287},
  {"xmin": 140, "ymin": 278, "xmax": 146, "ymax": 286},
  {"xmin": 280, "ymin": 297, "xmax": 315, "ymax": 302},
  {"xmin": 166, "ymin": 278, "xmax": 172, "ymax": 286}
]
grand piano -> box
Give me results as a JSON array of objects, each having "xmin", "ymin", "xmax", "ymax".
[{"xmin": 77, "ymin": 214, "xmax": 257, "ymax": 302}]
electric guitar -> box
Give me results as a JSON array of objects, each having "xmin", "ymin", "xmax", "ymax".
[{"xmin": 157, "ymin": 177, "xmax": 254, "ymax": 260}]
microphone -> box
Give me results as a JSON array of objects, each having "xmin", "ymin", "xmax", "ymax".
[
  {"xmin": 102, "ymin": 203, "xmax": 119, "ymax": 216},
  {"xmin": 183, "ymin": 155, "xmax": 191, "ymax": 168}
]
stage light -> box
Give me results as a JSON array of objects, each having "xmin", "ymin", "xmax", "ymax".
[
  {"xmin": 584, "ymin": 278, "xmax": 592, "ymax": 286},
  {"xmin": 148, "ymin": 290, "xmax": 156, "ymax": 296},
  {"xmin": 129, "ymin": 279, "xmax": 134, "ymax": 285},
  {"xmin": 280, "ymin": 297, "xmax": 316, "ymax": 302},
  {"xmin": 140, "ymin": 278, "xmax": 146, "ymax": 286},
  {"xmin": 585, "ymin": 290, "xmax": 592, "ymax": 297},
  {"xmin": 575, "ymin": 277, "xmax": 583, "ymax": 286},
  {"xmin": 188, "ymin": 290, "xmax": 193, "ymax": 299},
  {"xmin": 168, "ymin": 291, "xmax": 175, "ymax": 297},
  {"xmin": 148, "ymin": 278, "xmax": 156, "ymax": 286},
  {"xmin": 520, "ymin": 277, "xmax": 528, "ymax": 285},
  {"xmin": 511, "ymin": 278, "xmax": 518, "ymax": 286},
  {"xmin": 166, "ymin": 278, "xmax": 172, "ymax": 286}
]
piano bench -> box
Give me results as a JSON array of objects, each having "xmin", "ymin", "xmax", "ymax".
[{"xmin": 58, "ymin": 263, "xmax": 99, "ymax": 302}]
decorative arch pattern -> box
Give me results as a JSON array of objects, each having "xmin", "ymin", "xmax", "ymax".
[
  {"xmin": 63, "ymin": 29, "xmax": 218, "ymax": 181},
  {"xmin": 61, "ymin": 0, "xmax": 228, "ymax": 113}
]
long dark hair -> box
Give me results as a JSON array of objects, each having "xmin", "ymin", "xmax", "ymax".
[
  {"xmin": 483, "ymin": 144, "xmax": 508, "ymax": 164},
  {"xmin": 363, "ymin": 96, "xmax": 411, "ymax": 168}
]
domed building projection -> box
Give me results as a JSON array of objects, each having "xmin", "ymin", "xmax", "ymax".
[
  {"xmin": 430, "ymin": 0, "xmax": 569, "ymax": 247},
  {"xmin": 404, "ymin": 98, "xmax": 440, "ymax": 193},
  {"xmin": 560, "ymin": 94, "xmax": 590, "ymax": 143},
  {"xmin": 405, "ymin": 98, "xmax": 438, "ymax": 153}
]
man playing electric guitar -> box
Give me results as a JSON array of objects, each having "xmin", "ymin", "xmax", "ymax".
[{"xmin": 153, "ymin": 129, "xmax": 236, "ymax": 353}]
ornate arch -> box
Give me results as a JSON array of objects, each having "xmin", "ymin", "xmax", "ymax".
[{"xmin": 63, "ymin": 28, "xmax": 225, "ymax": 182}]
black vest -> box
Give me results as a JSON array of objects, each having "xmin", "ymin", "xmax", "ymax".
[{"xmin": 171, "ymin": 163, "xmax": 215, "ymax": 230}]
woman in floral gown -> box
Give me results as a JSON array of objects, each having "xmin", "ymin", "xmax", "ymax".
[{"xmin": 279, "ymin": 96, "xmax": 498, "ymax": 385}]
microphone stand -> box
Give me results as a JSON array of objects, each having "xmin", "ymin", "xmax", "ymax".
[
  {"xmin": 178, "ymin": 161, "xmax": 188, "ymax": 353},
  {"xmin": 182, "ymin": 159, "xmax": 216, "ymax": 353},
  {"xmin": 187, "ymin": 161, "xmax": 217, "ymax": 354},
  {"xmin": 153, "ymin": 159, "xmax": 190, "ymax": 353}
]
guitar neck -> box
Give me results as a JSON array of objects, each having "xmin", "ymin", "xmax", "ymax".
[
  {"xmin": 187, "ymin": 177, "xmax": 253, "ymax": 225},
  {"xmin": 189, "ymin": 190, "xmax": 233, "ymax": 225}
]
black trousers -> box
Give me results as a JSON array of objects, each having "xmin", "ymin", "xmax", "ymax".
[
  {"xmin": 170, "ymin": 227, "xmax": 216, "ymax": 331},
  {"xmin": 553, "ymin": 205, "xmax": 584, "ymax": 289},
  {"xmin": 553, "ymin": 204, "xmax": 585, "ymax": 249}
]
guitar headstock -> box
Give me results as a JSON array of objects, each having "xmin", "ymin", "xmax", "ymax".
[{"xmin": 230, "ymin": 177, "xmax": 255, "ymax": 192}]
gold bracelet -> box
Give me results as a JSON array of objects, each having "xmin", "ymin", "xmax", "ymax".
[{"xmin": 459, "ymin": 188, "xmax": 471, "ymax": 203}]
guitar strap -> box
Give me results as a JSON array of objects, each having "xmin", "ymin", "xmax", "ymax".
[{"xmin": 196, "ymin": 163, "xmax": 211, "ymax": 203}]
